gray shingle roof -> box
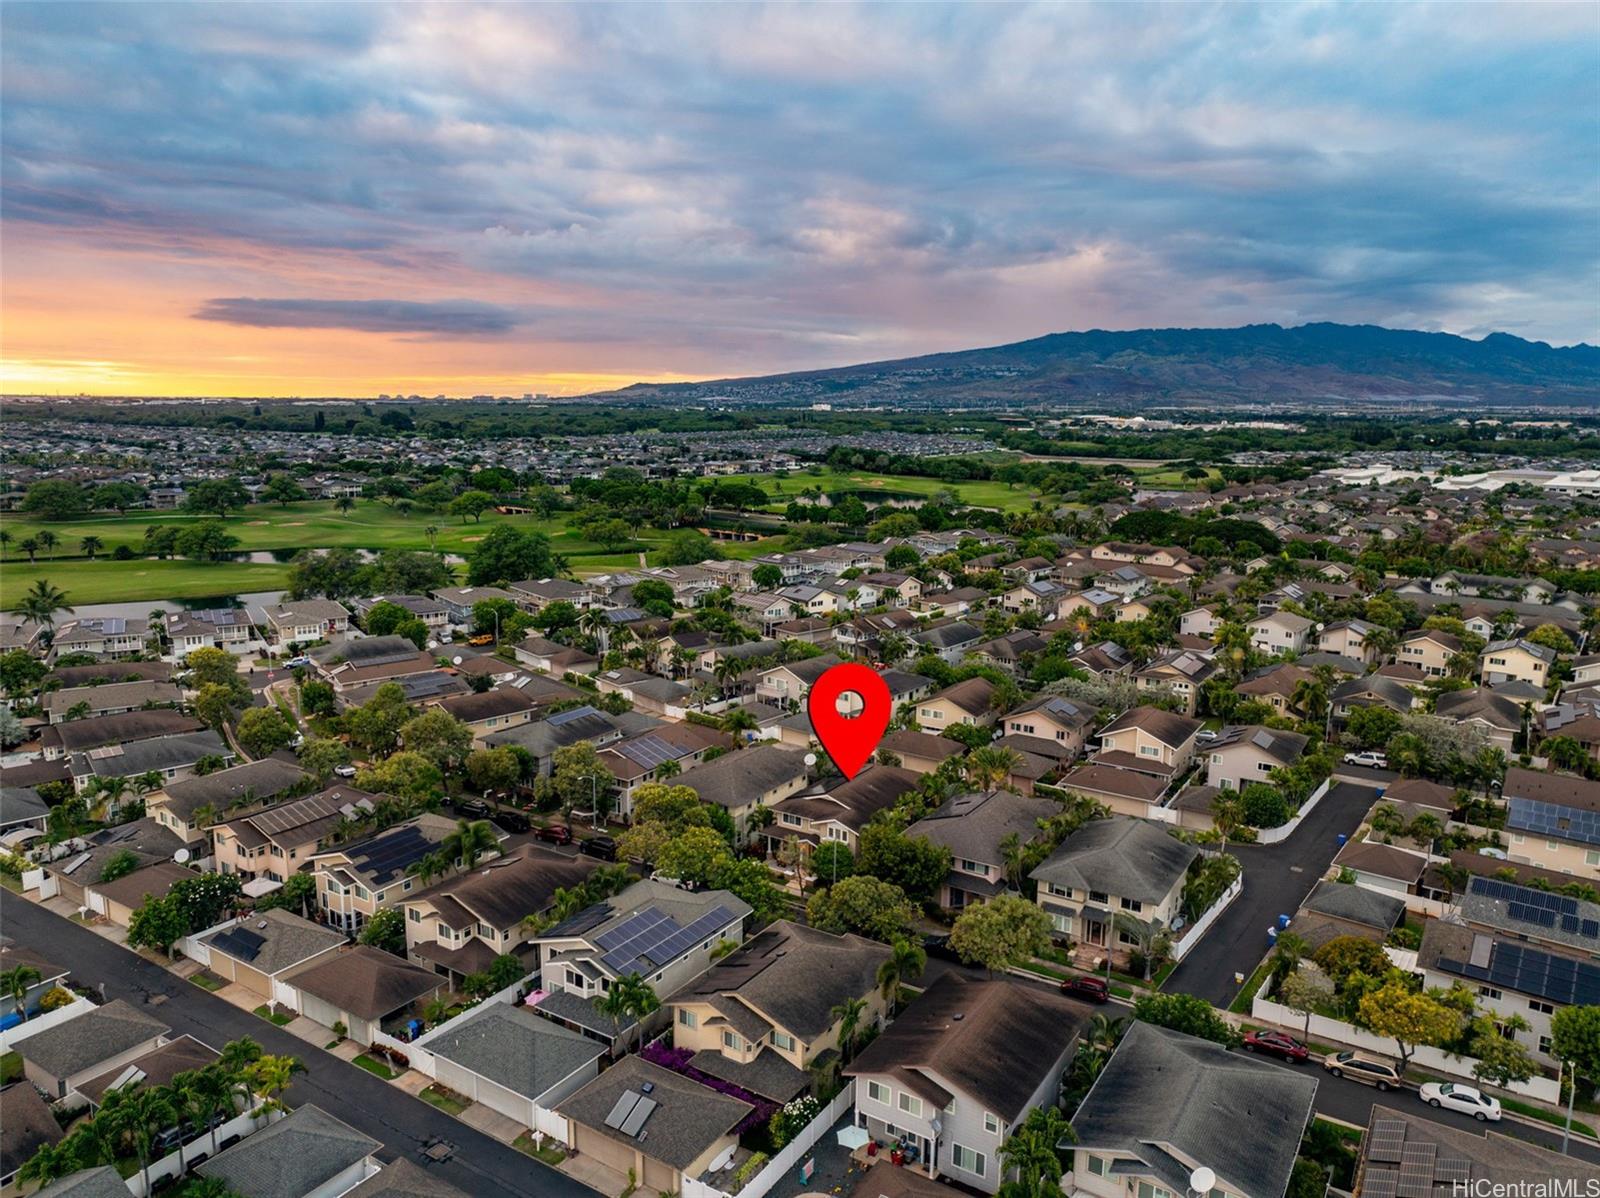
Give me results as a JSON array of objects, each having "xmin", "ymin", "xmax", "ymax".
[
  {"xmin": 1299, "ymin": 879, "xmax": 1405, "ymax": 932},
  {"xmin": 677, "ymin": 745, "xmax": 807, "ymax": 809},
  {"xmin": 342, "ymin": 1159, "xmax": 470, "ymax": 1198},
  {"xmin": 160, "ymin": 758, "xmax": 310, "ymax": 821},
  {"xmin": 286, "ymin": 946, "xmax": 442, "ymax": 1020},
  {"xmin": 1071, "ymin": 1022, "xmax": 1317, "ymax": 1198},
  {"xmin": 909, "ymin": 790, "xmax": 1060, "ymax": 866},
  {"xmin": 425, "ymin": 1001, "xmax": 602, "ymax": 1101},
  {"xmin": 558, "ymin": 1056, "xmax": 751, "ymax": 1171},
  {"xmin": 198, "ymin": 1104, "xmax": 379, "ymax": 1198},
  {"xmin": 14, "ymin": 999, "xmax": 168, "ymax": 1081},
  {"xmin": 33, "ymin": 1168, "xmax": 131, "ymax": 1198},
  {"xmin": 202, "ymin": 909, "xmax": 346, "ymax": 977},
  {"xmin": 1030, "ymin": 816, "xmax": 1199, "ymax": 905}
]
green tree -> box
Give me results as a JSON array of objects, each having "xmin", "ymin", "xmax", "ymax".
[
  {"xmin": 466, "ymin": 525, "xmax": 557, "ymax": 585},
  {"xmin": 263, "ymin": 475, "xmax": 308, "ymax": 507},
  {"xmin": 97, "ymin": 850, "xmax": 141, "ymax": 884},
  {"xmin": 443, "ymin": 818, "xmax": 500, "ymax": 869},
  {"xmin": 13, "ymin": 578, "xmax": 74, "ymax": 633},
  {"xmin": 998, "ymin": 1106, "xmax": 1075, "ymax": 1198},
  {"xmin": 751, "ymin": 563, "xmax": 784, "ymax": 590},
  {"xmin": 345, "ymin": 682, "xmax": 412, "ymax": 754},
  {"xmin": 296, "ymin": 737, "xmax": 350, "ymax": 783},
  {"xmin": 1, "ymin": 964, "xmax": 42, "ymax": 1021},
  {"xmin": 237, "ymin": 707, "xmax": 294, "ymax": 758},
  {"xmin": 949, "ymin": 894, "xmax": 1052, "ymax": 975},
  {"xmin": 1356, "ymin": 981, "xmax": 1464, "ymax": 1073},
  {"xmin": 183, "ymin": 478, "xmax": 249, "ymax": 518},
  {"xmin": 361, "ymin": 601, "xmax": 411, "ymax": 637},
  {"xmin": 450, "ymin": 489, "xmax": 495, "ymax": 523},
  {"xmin": 1468, "ymin": 1014, "xmax": 1537, "ymax": 1088},
  {"xmin": 192, "ymin": 682, "xmax": 244, "ymax": 732},
  {"xmin": 1551, "ymin": 1005, "xmax": 1600, "ymax": 1085},
  {"xmin": 467, "ymin": 746, "xmax": 521, "ymax": 793},
  {"xmin": 400, "ymin": 709, "xmax": 474, "ymax": 771},
  {"xmin": 20, "ymin": 480, "xmax": 90, "ymax": 520},
  {"xmin": 656, "ymin": 826, "xmax": 732, "ymax": 886},
  {"xmin": 355, "ymin": 750, "xmax": 444, "ymax": 805},
  {"xmin": 0, "ymin": 648, "xmax": 46, "ymax": 696},
  {"xmin": 1132, "ymin": 992, "xmax": 1238, "ymax": 1046},
  {"xmin": 831, "ymin": 995, "xmax": 869, "ymax": 1061},
  {"xmin": 808, "ymin": 841, "xmax": 855, "ymax": 886},
  {"xmin": 175, "ymin": 520, "xmax": 240, "ymax": 561},
  {"xmin": 127, "ymin": 894, "xmax": 189, "ymax": 957},
  {"xmin": 596, "ymin": 973, "xmax": 660, "ymax": 1052},
  {"xmin": 876, "ymin": 938, "xmax": 927, "ymax": 1003},
  {"xmin": 855, "ymin": 823, "xmax": 952, "ymax": 904},
  {"xmin": 359, "ymin": 907, "xmax": 408, "ymax": 954},
  {"xmin": 806, "ymin": 875, "xmax": 915, "ymax": 942}
]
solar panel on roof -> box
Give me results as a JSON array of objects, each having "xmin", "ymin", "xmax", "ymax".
[
  {"xmin": 617, "ymin": 735, "xmax": 681, "ymax": 769},
  {"xmin": 549, "ymin": 706, "xmax": 602, "ymax": 726},
  {"xmin": 351, "ymin": 824, "xmax": 434, "ymax": 883},
  {"xmin": 1434, "ymin": 1159, "xmax": 1471, "ymax": 1185},
  {"xmin": 212, "ymin": 928, "xmax": 265, "ymax": 962},
  {"xmin": 1363, "ymin": 1173, "xmax": 1399, "ymax": 1198},
  {"xmin": 618, "ymin": 1095, "xmax": 657, "ymax": 1137},
  {"xmin": 604, "ymin": 1092, "xmax": 641, "ymax": 1130}
]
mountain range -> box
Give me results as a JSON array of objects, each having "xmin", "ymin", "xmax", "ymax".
[{"xmin": 595, "ymin": 323, "xmax": 1600, "ymax": 408}]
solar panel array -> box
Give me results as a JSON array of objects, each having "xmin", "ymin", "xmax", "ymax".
[
  {"xmin": 1439, "ymin": 939, "xmax": 1600, "ymax": 1006},
  {"xmin": 1362, "ymin": 1118, "xmax": 1480, "ymax": 1198},
  {"xmin": 1396, "ymin": 1143, "xmax": 1437, "ymax": 1198},
  {"xmin": 1470, "ymin": 876, "xmax": 1580, "ymax": 914},
  {"xmin": 1367, "ymin": 1119, "xmax": 1406, "ymax": 1164},
  {"xmin": 595, "ymin": 904, "xmax": 736, "ymax": 975},
  {"xmin": 603, "ymin": 1090, "xmax": 658, "ymax": 1138},
  {"xmin": 549, "ymin": 706, "xmax": 603, "ymax": 727},
  {"xmin": 191, "ymin": 609, "xmax": 241, "ymax": 626},
  {"xmin": 249, "ymin": 795, "xmax": 341, "ymax": 836},
  {"xmin": 345, "ymin": 641, "xmax": 426, "ymax": 668},
  {"xmin": 1507, "ymin": 796, "xmax": 1600, "ymax": 847},
  {"xmin": 351, "ymin": 824, "xmax": 434, "ymax": 884},
  {"xmin": 616, "ymin": 734, "xmax": 682, "ymax": 769},
  {"xmin": 212, "ymin": 927, "xmax": 266, "ymax": 962}
]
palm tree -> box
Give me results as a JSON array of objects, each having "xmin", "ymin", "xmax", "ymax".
[
  {"xmin": 597, "ymin": 973, "xmax": 660, "ymax": 1053},
  {"xmin": 248, "ymin": 1053, "xmax": 304, "ymax": 1111},
  {"xmin": 2, "ymin": 964, "xmax": 41, "ymax": 1021},
  {"xmin": 217, "ymin": 1036, "xmax": 264, "ymax": 1116},
  {"xmin": 442, "ymin": 818, "xmax": 498, "ymax": 869},
  {"xmin": 1290, "ymin": 677, "xmax": 1328, "ymax": 721},
  {"xmin": 1434, "ymin": 861, "xmax": 1470, "ymax": 905},
  {"xmin": 424, "ymin": 997, "xmax": 453, "ymax": 1026},
  {"xmin": 998, "ymin": 1105, "xmax": 1075, "ymax": 1198},
  {"xmin": 999, "ymin": 831, "xmax": 1029, "ymax": 892},
  {"xmin": 580, "ymin": 608, "xmax": 611, "ymax": 654},
  {"xmin": 185, "ymin": 1063, "xmax": 238, "ymax": 1156},
  {"xmin": 336, "ymin": 495, "xmax": 356, "ymax": 516},
  {"xmin": 424, "ymin": 525, "xmax": 439, "ymax": 549},
  {"xmin": 1209, "ymin": 791, "xmax": 1247, "ymax": 853},
  {"xmin": 965, "ymin": 745, "xmax": 1023, "ymax": 792},
  {"xmin": 407, "ymin": 849, "xmax": 451, "ymax": 887},
  {"xmin": 13, "ymin": 578, "xmax": 73, "ymax": 634},
  {"xmin": 876, "ymin": 939, "xmax": 926, "ymax": 1005},
  {"xmin": 1112, "ymin": 913, "xmax": 1171, "ymax": 982},
  {"xmin": 0, "ymin": 529, "xmax": 10, "ymax": 557},
  {"xmin": 101, "ymin": 1083, "xmax": 177, "ymax": 1198},
  {"xmin": 18, "ymin": 536, "xmax": 39, "ymax": 564},
  {"xmin": 80, "ymin": 535, "xmax": 103, "ymax": 559},
  {"xmin": 36, "ymin": 529, "xmax": 59, "ymax": 560},
  {"xmin": 831, "ymin": 996, "xmax": 869, "ymax": 1062}
]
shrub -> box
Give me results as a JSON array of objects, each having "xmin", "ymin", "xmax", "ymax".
[{"xmin": 39, "ymin": 986, "xmax": 75, "ymax": 1012}]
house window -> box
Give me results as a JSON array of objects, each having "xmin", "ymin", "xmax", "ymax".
[
  {"xmin": 1478, "ymin": 985, "xmax": 1502, "ymax": 1000},
  {"xmin": 1139, "ymin": 745, "xmax": 1159, "ymax": 757},
  {"xmin": 1530, "ymin": 999, "xmax": 1555, "ymax": 1015},
  {"xmin": 1085, "ymin": 1156, "xmax": 1110, "ymax": 1177},
  {"xmin": 1049, "ymin": 912, "xmax": 1073, "ymax": 935},
  {"xmin": 867, "ymin": 1081, "xmax": 890, "ymax": 1105},
  {"xmin": 408, "ymin": 909, "xmax": 420, "ymax": 922},
  {"xmin": 1587, "ymin": 851, "xmax": 1600, "ymax": 867},
  {"xmin": 723, "ymin": 1030, "xmax": 743, "ymax": 1051},
  {"xmin": 1138, "ymin": 1184, "xmax": 1175, "ymax": 1198},
  {"xmin": 982, "ymin": 1112, "xmax": 999, "ymax": 1135},
  {"xmin": 1540, "ymin": 1035, "xmax": 1554, "ymax": 1054},
  {"xmin": 1089, "ymin": 889, "xmax": 1109, "ymax": 904},
  {"xmin": 897, "ymin": 1092, "xmax": 922, "ymax": 1118},
  {"xmin": 950, "ymin": 1145, "xmax": 985, "ymax": 1177},
  {"xmin": 772, "ymin": 1031, "xmax": 796, "ymax": 1052},
  {"xmin": 1119, "ymin": 898, "xmax": 1143, "ymax": 913},
  {"xmin": 678, "ymin": 1009, "xmax": 698, "ymax": 1028}
]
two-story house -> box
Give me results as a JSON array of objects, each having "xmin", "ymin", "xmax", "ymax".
[
  {"xmin": 428, "ymin": 688, "xmax": 540, "ymax": 744},
  {"xmin": 675, "ymin": 744, "xmax": 809, "ymax": 837},
  {"xmin": 310, "ymin": 813, "xmax": 490, "ymax": 934},
  {"xmin": 597, "ymin": 723, "xmax": 735, "ymax": 817},
  {"xmin": 1069, "ymin": 1022, "xmax": 1316, "ymax": 1198},
  {"xmin": 670, "ymin": 921, "xmax": 890, "ymax": 1101},
  {"xmin": 1480, "ymin": 639, "xmax": 1557, "ymax": 688},
  {"xmin": 909, "ymin": 789, "xmax": 1062, "ymax": 909},
  {"xmin": 431, "ymin": 585, "xmax": 518, "ymax": 626},
  {"xmin": 1501, "ymin": 767, "xmax": 1600, "ymax": 875},
  {"xmin": 50, "ymin": 617, "xmax": 156, "ymax": 660},
  {"xmin": 1133, "ymin": 651, "xmax": 1216, "ymax": 717},
  {"xmin": 211, "ymin": 785, "xmax": 375, "ymax": 883},
  {"xmin": 915, "ymin": 677, "xmax": 998, "ymax": 735},
  {"xmin": 845, "ymin": 975, "xmax": 1086, "ymax": 1195},
  {"xmin": 1031, "ymin": 816, "xmax": 1198, "ymax": 963},
  {"xmin": 164, "ymin": 609, "xmax": 256, "ymax": 657},
  {"xmin": 1398, "ymin": 629, "xmax": 1465, "ymax": 678},
  {"xmin": 260, "ymin": 600, "xmax": 350, "ymax": 646},
  {"xmin": 1203, "ymin": 725, "xmax": 1310, "ymax": 792},
  {"xmin": 1248, "ymin": 610, "xmax": 1316, "ymax": 656},
  {"xmin": 1002, "ymin": 696, "xmax": 1099, "ymax": 761},
  {"xmin": 1095, "ymin": 706, "xmax": 1202, "ymax": 775},
  {"xmin": 1318, "ymin": 618, "xmax": 1380, "ymax": 665},
  {"xmin": 765, "ymin": 765, "xmax": 920, "ymax": 861},
  {"xmin": 149, "ymin": 757, "xmax": 310, "ymax": 846},
  {"xmin": 403, "ymin": 844, "xmax": 600, "ymax": 985}
]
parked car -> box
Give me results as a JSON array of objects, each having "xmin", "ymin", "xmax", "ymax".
[
  {"xmin": 1323, "ymin": 1050, "xmax": 1401, "ymax": 1090},
  {"xmin": 580, "ymin": 835, "xmax": 618, "ymax": 861},
  {"xmin": 454, "ymin": 798, "xmax": 493, "ymax": 819},
  {"xmin": 1242, "ymin": 1029, "xmax": 1310, "ymax": 1063},
  {"xmin": 282, "ymin": 656, "xmax": 313, "ymax": 669},
  {"xmin": 467, "ymin": 634, "xmax": 494, "ymax": 646},
  {"xmin": 535, "ymin": 823, "xmax": 574, "ymax": 845},
  {"xmin": 1059, "ymin": 975, "xmax": 1111, "ymax": 1004},
  {"xmin": 333, "ymin": 764, "xmax": 358, "ymax": 779},
  {"xmin": 921, "ymin": 932, "xmax": 962, "ymax": 962},
  {"xmin": 1419, "ymin": 1082, "xmax": 1501, "ymax": 1121},
  {"xmin": 491, "ymin": 808, "xmax": 530, "ymax": 833},
  {"xmin": 1343, "ymin": 750, "xmax": 1388, "ymax": 768}
]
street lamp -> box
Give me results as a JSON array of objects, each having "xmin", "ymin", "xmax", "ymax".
[
  {"xmin": 579, "ymin": 772, "xmax": 602, "ymax": 830},
  {"xmin": 1563, "ymin": 1059, "xmax": 1578, "ymax": 1155}
]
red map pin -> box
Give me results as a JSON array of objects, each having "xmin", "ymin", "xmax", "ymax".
[{"xmin": 807, "ymin": 661, "xmax": 892, "ymax": 780}]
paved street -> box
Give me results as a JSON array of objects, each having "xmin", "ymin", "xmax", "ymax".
[
  {"xmin": 0, "ymin": 892, "xmax": 600, "ymax": 1198},
  {"xmin": 1165, "ymin": 781, "xmax": 1381, "ymax": 1006}
]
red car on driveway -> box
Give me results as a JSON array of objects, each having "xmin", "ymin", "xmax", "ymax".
[
  {"xmin": 1242, "ymin": 1029, "xmax": 1310, "ymax": 1063},
  {"xmin": 1059, "ymin": 975, "xmax": 1110, "ymax": 1003}
]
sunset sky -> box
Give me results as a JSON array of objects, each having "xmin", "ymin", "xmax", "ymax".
[{"xmin": 2, "ymin": 2, "xmax": 1595, "ymax": 397}]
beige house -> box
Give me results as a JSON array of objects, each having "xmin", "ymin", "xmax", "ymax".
[
  {"xmin": 1133, "ymin": 651, "xmax": 1215, "ymax": 716},
  {"xmin": 676, "ymin": 744, "xmax": 810, "ymax": 836},
  {"xmin": 1096, "ymin": 707, "xmax": 1202, "ymax": 773},
  {"xmin": 429, "ymin": 688, "xmax": 540, "ymax": 744},
  {"xmin": 670, "ymin": 921, "xmax": 889, "ymax": 1099},
  {"xmin": 17, "ymin": 1000, "xmax": 169, "ymax": 1100},
  {"xmin": 1502, "ymin": 767, "xmax": 1600, "ymax": 876},
  {"xmin": 1002, "ymin": 696, "xmax": 1098, "ymax": 759},
  {"xmin": 1398, "ymin": 629, "xmax": 1463, "ymax": 678},
  {"xmin": 198, "ymin": 909, "xmax": 346, "ymax": 1002},
  {"xmin": 310, "ymin": 813, "xmax": 480, "ymax": 934},
  {"xmin": 1248, "ymin": 611, "xmax": 1315, "ymax": 655},
  {"xmin": 1481, "ymin": 639, "xmax": 1557, "ymax": 688},
  {"xmin": 212, "ymin": 786, "xmax": 372, "ymax": 883},
  {"xmin": 85, "ymin": 861, "xmax": 196, "ymax": 929},
  {"xmin": 915, "ymin": 676, "xmax": 998, "ymax": 733},
  {"xmin": 149, "ymin": 757, "xmax": 310, "ymax": 845},
  {"xmin": 1318, "ymin": 619, "xmax": 1379, "ymax": 665},
  {"xmin": 877, "ymin": 729, "xmax": 966, "ymax": 775},
  {"xmin": 1203, "ymin": 725, "xmax": 1310, "ymax": 792}
]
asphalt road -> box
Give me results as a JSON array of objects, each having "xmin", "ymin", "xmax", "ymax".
[
  {"xmin": 1165, "ymin": 781, "xmax": 1382, "ymax": 1006},
  {"xmin": 0, "ymin": 892, "xmax": 600, "ymax": 1198}
]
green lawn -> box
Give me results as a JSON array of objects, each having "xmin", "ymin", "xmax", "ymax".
[
  {"xmin": 253, "ymin": 1004, "xmax": 294, "ymax": 1026},
  {"xmin": 717, "ymin": 467, "xmax": 1047, "ymax": 513},
  {"xmin": 419, "ymin": 1085, "xmax": 470, "ymax": 1116},
  {"xmin": 352, "ymin": 1054, "xmax": 398, "ymax": 1080},
  {"xmin": 1229, "ymin": 959, "xmax": 1274, "ymax": 1014},
  {"xmin": 189, "ymin": 973, "xmax": 224, "ymax": 992},
  {"xmin": 1, "ymin": 1051, "xmax": 22, "ymax": 1085},
  {"xmin": 513, "ymin": 1131, "xmax": 567, "ymax": 1165},
  {"xmin": 1498, "ymin": 1098, "xmax": 1595, "ymax": 1139},
  {"xmin": 0, "ymin": 498, "xmax": 785, "ymax": 604}
]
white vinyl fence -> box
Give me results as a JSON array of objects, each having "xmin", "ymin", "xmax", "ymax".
[
  {"xmin": 1170, "ymin": 875, "xmax": 1243, "ymax": 962},
  {"xmin": 689, "ymin": 1081, "xmax": 858, "ymax": 1198},
  {"xmin": 1256, "ymin": 779, "xmax": 1333, "ymax": 845},
  {"xmin": 0, "ymin": 994, "xmax": 97, "ymax": 1052},
  {"xmin": 124, "ymin": 1108, "xmax": 280, "ymax": 1198}
]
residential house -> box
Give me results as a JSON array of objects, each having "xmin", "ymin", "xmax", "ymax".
[
  {"xmin": 429, "ymin": 688, "xmax": 540, "ymax": 744},
  {"xmin": 508, "ymin": 577, "xmax": 590, "ymax": 613},
  {"xmin": 1318, "ymin": 618, "xmax": 1380, "ymax": 665},
  {"xmin": 1053, "ymin": 763, "xmax": 1172, "ymax": 820},
  {"xmin": 149, "ymin": 757, "xmax": 310, "ymax": 845},
  {"xmin": 915, "ymin": 677, "xmax": 998, "ymax": 734},
  {"xmin": 164, "ymin": 608, "xmax": 256, "ymax": 656},
  {"xmin": 1179, "ymin": 606, "xmax": 1221, "ymax": 639},
  {"xmin": 1134, "ymin": 651, "xmax": 1216, "ymax": 717},
  {"xmin": 44, "ymin": 679, "xmax": 182, "ymax": 723},
  {"xmin": 909, "ymin": 789, "xmax": 1061, "ymax": 909},
  {"xmin": 199, "ymin": 909, "xmax": 347, "ymax": 1003},
  {"xmin": 877, "ymin": 730, "xmax": 965, "ymax": 776},
  {"xmin": 557, "ymin": 1056, "xmax": 752, "ymax": 1195},
  {"xmin": 1481, "ymin": 639, "xmax": 1557, "ymax": 688},
  {"xmin": 670, "ymin": 920, "xmax": 891, "ymax": 1100},
  {"xmin": 72, "ymin": 730, "xmax": 234, "ymax": 793},
  {"xmin": 1095, "ymin": 707, "xmax": 1202, "ymax": 775},
  {"xmin": 351, "ymin": 594, "xmax": 450, "ymax": 632},
  {"xmin": 598, "ymin": 723, "xmax": 734, "ymax": 816},
  {"xmin": 50, "ymin": 617, "xmax": 156, "ymax": 660},
  {"xmin": 426, "ymin": 1002, "xmax": 603, "ymax": 1134},
  {"xmin": 484, "ymin": 705, "xmax": 631, "ymax": 777},
  {"xmin": 1002, "ymin": 696, "xmax": 1099, "ymax": 761},
  {"xmin": 1435, "ymin": 688, "xmax": 1522, "ymax": 752},
  {"xmin": 212, "ymin": 785, "xmax": 374, "ymax": 884},
  {"xmin": 754, "ymin": 654, "xmax": 848, "ymax": 707},
  {"xmin": 310, "ymin": 813, "xmax": 482, "ymax": 933},
  {"xmin": 1501, "ymin": 767, "xmax": 1600, "ymax": 875},
  {"xmin": 37, "ymin": 709, "xmax": 203, "ymax": 762},
  {"xmin": 675, "ymin": 745, "xmax": 809, "ymax": 836},
  {"xmin": 260, "ymin": 599, "xmax": 350, "ymax": 646},
  {"xmin": 197, "ymin": 1104, "xmax": 381, "ymax": 1198},
  {"xmin": 15, "ymin": 1000, "xmax": 169, "ymax": 1099},
  {"xmin": 845, "ymin": 975, "xmax": 1087, "ymax": 1195},
  {"xmin": 1031, "ymin": 816, "xmax": 1197, "ymax": 963},
  {"xmin": 432, "ymin": 586, "xmax": 517, "ymax": 626},
  {"xmin": 909, "ymin": 621, "xmax": 984, "ymax": 664},
  {"xmin": 85, "ymin": 860, "xmax": 197, "ymax": 929},
  {"xmin": 1331, "ymin": 674, "xmax": 1418, "ymax": 724},
  {"xmin": 1398, "ymin": 629, "xmax": 1464, "ymax": 678},
  {"xmin": 1352, "ymin": 1107, "xmax": 1600, "ymax": 1198},
  {"xmin": 312, "ymin": 636, "xmax": 438, "ymax": 695},
  {"xmin": 1290, "ymin": 879, "xmax": 1406, "ymax": 949},
  {"xmin": 402, "ymin": 844, "xmax": 599, "ymax": 984},
  {"xmin": 1, "ymin": 1078, "xmax": 64, "ymax": 1187},
  {"xmin": 512, "ymin": 635, "xmax": 599, "ymax": 677},
  {"xmin": 284, "ymin": 946, "xmax": 445, "ymax": 1047},
  {"xmin": 1069, "ymin": 1022, "xmax": 1317, "ymax": 1198},
  {"xmin": 1203, "ymin": 725, "xmax": 1310, "ymax": 792},
  {"xmin": 766, "ymin": 765, "xmax": 920, "ymax": 862}
]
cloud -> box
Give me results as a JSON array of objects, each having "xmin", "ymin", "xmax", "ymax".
[{"xmin": 193, "ymin": 297, "xmax": 519, "ymax": 336}]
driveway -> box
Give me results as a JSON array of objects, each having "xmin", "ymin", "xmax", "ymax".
[
  {"xmin": 0, "ymin": 891, "xmax": 601, "ymax": 1198},
  {"xmin": 1165, "ymin": 782, "xmax": 1381, "ymax": 1006}
]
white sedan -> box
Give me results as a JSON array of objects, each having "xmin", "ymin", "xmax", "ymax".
[{"xmin": 1420, "ymin": 1082, "xmax": 1501, "ymax": 1121}]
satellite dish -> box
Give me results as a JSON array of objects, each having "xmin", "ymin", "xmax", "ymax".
[
  {"xmin": 1190, "ymin": 1167, "xmax": 1216, "ymax": 1195},
  {"xmin": 173, "ymin": 848, "xmax": 191, "ymax": 864},
  {"xmin": 803, "ymin": 753, "xmax": 818, "ymax": 767},
  {"xmin": 452, "ymin": 656, "xmax": 464, "ymax": 666}
]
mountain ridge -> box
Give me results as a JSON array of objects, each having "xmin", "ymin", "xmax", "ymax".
[{"xmin": 590, "ymin": 322, "xmax": 1600, "ymax": 407}]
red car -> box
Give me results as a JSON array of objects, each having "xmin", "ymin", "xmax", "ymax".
[
  {"xmin": 1242, "ymin": 1030, "xmax": 1310, "ymax": 1063},
  {"xmin": 534, "ymin": 824, "xmax": 574, "ymax": 845},
  {"xmin": 1059, "ymin": 976, "xmax": 1110, "ymax": 1003}
]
